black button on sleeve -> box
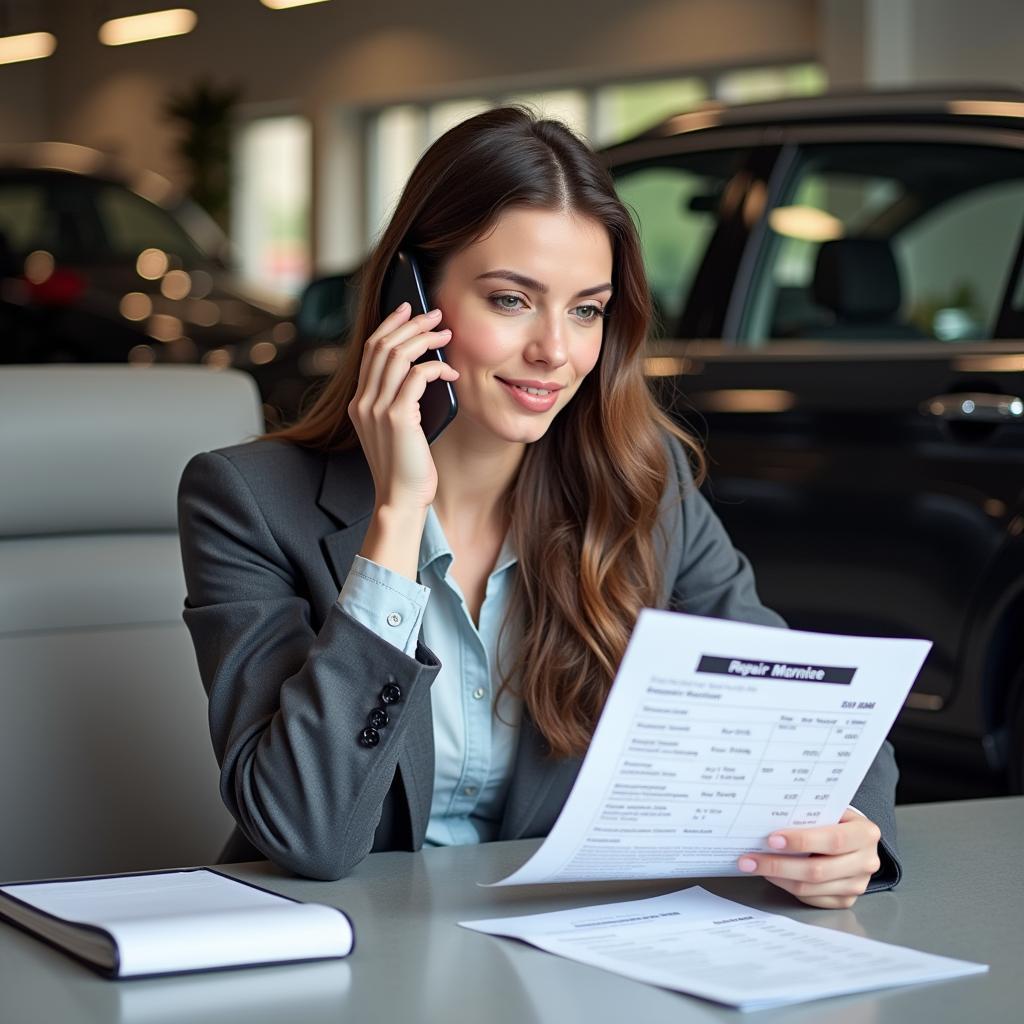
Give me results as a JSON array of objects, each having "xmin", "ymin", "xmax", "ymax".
[
  {"xmin": 359, "ymin": 726, "xmax": 380, "ymax": 747},
  {"xmin": 380, "ymin": 682, "xmax": 402, "ymax": 705},
  {"xmin": 368, "ymin": 707, "xmax": 389, "ymax": 729}
]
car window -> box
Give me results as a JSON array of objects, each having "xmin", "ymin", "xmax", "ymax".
[
  {"xmin": 741, "ymin": 143, "xmax": 1024, "ymax": 344},
  {"xmin": 614, "ymin": 149, "xmax": 752, "ymax": 338},
  {"xmin": 0, "ymin": 184, "xmax": 50, "ymax": 255},
  {"xmin": 94, "ymin": 185, "xmax": 208, "ymax": 266},
  {"xmin": 900, "ymin": 180, "xmax": 1024, "ymax": 340}
]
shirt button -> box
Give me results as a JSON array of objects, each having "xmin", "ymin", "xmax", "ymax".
[
  {"xmin": 386, "ymin": 612, "xmax": 402, "ymax": 627},
  {"xmin": 472, "ymin": 688, "xmax": 486, "ymax": 700},
  {"xmin": 463, "ymin": 786, "xmax": 477, "ymax": 796}
]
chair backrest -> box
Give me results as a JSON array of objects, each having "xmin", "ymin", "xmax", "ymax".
[{"xmin": 0, "ymin": 365, "xmax": 264, "ymax": 882}]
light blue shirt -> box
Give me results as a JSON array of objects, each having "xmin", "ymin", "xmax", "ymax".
[{"xmin": 337, "ymin": 506, "xmax": 523, "ymax": 845}]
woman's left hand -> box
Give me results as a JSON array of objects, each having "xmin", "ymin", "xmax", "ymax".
[{"xmin": 737, "ymin": 808, "xmax": 882, "ymax": 909}]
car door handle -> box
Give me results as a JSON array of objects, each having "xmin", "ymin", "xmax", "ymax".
[{"xmin": 921, "ymin": 392, "xmax": 1024, "ymax": 422}]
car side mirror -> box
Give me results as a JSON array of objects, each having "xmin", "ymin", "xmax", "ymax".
[{"xmin": 296, "ymin": 272, "xmax": 358, "ymax": 342}]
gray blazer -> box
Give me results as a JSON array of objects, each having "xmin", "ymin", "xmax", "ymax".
[{"xmin": 177, "ymin": 434, "xmax": 902, "ymax": 886}]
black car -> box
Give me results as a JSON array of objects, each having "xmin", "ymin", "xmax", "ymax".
[
  {"xmin": 600, "ymin": 87, "xmax": 1024, "ymax": 798},
  {"xmin": 0, "ymin": 147, "xmax": 320, "ymax": 419}
]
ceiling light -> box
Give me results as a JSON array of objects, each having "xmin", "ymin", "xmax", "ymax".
[
  {"xmin": 0, "ymin": 32, "xmax": 57, "ymax": 66},
  {"xmin": 261, "ymin": 0, "xmax": 332, "ymax": 9},
  {"xmin": 99, "ymin": 9, "xmax": 197, "ymax": 47}
]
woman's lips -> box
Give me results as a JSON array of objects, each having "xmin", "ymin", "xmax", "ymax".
[{"xmin": 496, "ymin": 377, "xmax": 561, "ymax": 412}]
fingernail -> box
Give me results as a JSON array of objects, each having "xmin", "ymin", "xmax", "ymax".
[
  {"xmin": 738, "ymin": 857, "xmax": 757, "ymax": 873},
  {"xmin": 398, "ymin": 301, "xmax": 410, "ymax": 312},
  {"xmin": 429, "ymin": 307, "xmax": 442, "ymax": 317},
  {"xmin": 768, "ymin": 835, "xmax": 787, "ymax": 850}
]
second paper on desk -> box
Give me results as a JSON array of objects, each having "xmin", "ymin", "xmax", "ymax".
[{"xmin": 490, "ymin": 610, "xmax": 931, "ymax": 886}]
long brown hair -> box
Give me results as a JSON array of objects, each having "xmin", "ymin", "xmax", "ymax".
[{"xmin": 267, "ymin": 106, "xmax": 703, "ymax": 758}]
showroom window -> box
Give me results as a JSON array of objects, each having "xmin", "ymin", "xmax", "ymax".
[
  {"xmin": 364, "ymin": 88, "xmax": 588, "ymax": 241},
  {"xmin": 233, "ymin": 114, "xmax": 312, "ymax": 296},
  {"xmin": 715, "ymin": 63, "xmax": 826, "ymax": 105},
  {"xmin": 362, "ymin": 63, "xmax": 826, "ymax": 245}
]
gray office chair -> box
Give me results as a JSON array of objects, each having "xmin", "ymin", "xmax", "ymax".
[{"xmin": 0, "ymin": 365, "xmax": 264, "ymax": 882}]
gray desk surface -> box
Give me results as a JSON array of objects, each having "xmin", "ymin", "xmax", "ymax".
[{"xmin": 2, "ymin": 796, "xmax": 1022, "ymax": 1024}]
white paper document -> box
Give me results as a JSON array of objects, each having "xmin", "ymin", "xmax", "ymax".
[
  {"xmin": 460, "ymin": 887, "xmax": 987, "ymax": 1011},
  {"xmin": 491, "ymin": 610, "xmax": 931, "ymax": 886}
]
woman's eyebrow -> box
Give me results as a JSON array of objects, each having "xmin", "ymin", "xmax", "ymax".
[{"xmin": 475, "ymin": 269, "xmax": 613, "ymax": 298}]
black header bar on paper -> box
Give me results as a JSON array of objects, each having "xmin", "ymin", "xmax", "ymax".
[{"xmin": 697, "ymin": 655, "xmax": 856, "ymax": 685}]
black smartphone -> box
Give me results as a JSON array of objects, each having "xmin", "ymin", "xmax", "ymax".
[{"xmin": 380, "ymin": 250, "xmax": 458, "ymax": 444}]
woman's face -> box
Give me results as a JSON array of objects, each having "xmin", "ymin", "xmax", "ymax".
[{"xmin": 432, "ymin": 206, "xmax": 613, "ymax": 447}]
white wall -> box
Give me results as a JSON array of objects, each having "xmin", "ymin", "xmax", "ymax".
[
  {"xmin": 904, "ymin": 0, "xmax": 1024, "ymax": 88},
  {"xmin": 0, "ymin": 58, "xmax": 49, "ymax": 143},
  {"xmin": 821, "ymin": 0, "xmax": 1024, "ymax": 91}
]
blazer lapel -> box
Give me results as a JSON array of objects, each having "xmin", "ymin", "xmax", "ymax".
[
  {"xmin": 316, "ymin": 445, "xmax": 436, "ymax": 844},
  {"xmin": 317, "ymin": 447, "xmax": 375, "ymax": 591}
]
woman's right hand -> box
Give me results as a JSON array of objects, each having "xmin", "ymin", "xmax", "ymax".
[{"xmin": 348, "ymin": 302, "xmax": 460, "ymax": 514}]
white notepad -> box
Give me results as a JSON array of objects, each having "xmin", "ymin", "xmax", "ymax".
[{"xmin": 0, "ymin": 869, "xmax": 354, "ymax": 978}]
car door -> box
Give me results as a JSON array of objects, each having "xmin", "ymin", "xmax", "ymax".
[{"xmin": 653, "ymin": 127, "xmax": 1024, "ymax": 793}]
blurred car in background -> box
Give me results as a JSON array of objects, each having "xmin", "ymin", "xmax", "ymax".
[
  {"xmin": 599, "ymin": 86, "xmax": 1024, "ymax": 800},
  {"xmin": 0, "ymin": 142, "xmax": 343, "ymax": 423}
]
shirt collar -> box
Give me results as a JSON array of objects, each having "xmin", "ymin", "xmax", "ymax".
[
  {"xmin": 419, "ymin": 505, "xmax": 453, "ymax": 577},
  {"xmin": 418, "ymin": 505, "xmax": 518, "ymax": 578}
]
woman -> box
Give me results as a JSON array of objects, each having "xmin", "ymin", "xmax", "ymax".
[{"xmin": 178, "ymin": 107, "xmax": 897, "ymax": 906}]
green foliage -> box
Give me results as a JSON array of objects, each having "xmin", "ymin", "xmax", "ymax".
[
  {"xmin": 164, "ymin": 79, "xmax": 242, "ymax": 231},
  {"xmin": 909, "ymin": 281, "xmax": 980, "ymax": 336}
]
